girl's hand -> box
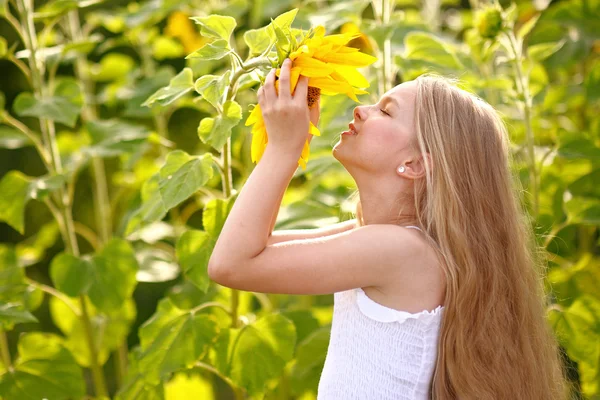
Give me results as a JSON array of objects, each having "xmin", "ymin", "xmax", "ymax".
[{"xmin": 258, "ymin": 58, "xmax": 318, "ymax": 156}]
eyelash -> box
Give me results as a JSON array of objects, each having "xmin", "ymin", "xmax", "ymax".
[{"xmin": 379, "ymin": 108, "xmax": 390, "ymax": 116}]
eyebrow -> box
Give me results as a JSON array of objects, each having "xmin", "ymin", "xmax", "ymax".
[{"xmin": 380, "ymin": 96, "xmax": 401, "ymax": 109}]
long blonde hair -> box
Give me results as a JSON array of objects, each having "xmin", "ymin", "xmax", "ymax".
[{"xmin": 352, "ymin": 75, "xmax": 570, "ymax": 399}]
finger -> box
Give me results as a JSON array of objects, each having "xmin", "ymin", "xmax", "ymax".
[
  {"xmin": 309, "ymin": 97, "xmax": 320, "ymax": 126},
  {"xmin": 278, "ymin": 58, "xmax": 292, "ymax": 100},
  {"xmin": 294, "ymin": 75, "xmax": 309, "ymax": 103},
  {"xmin": 263, "ymin": 68, "xmax": 277, "ymax": 104}
]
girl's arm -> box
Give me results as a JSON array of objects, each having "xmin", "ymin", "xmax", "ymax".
[{"xmin": 267, "ymin": 218, "xmax": 358, "ymax": 245}]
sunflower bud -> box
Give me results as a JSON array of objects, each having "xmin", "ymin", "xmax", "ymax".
[{"xmin": 475, "ymin": 6, "xmax": 504, "ymax": 40}]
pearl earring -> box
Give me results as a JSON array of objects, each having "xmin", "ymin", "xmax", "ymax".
[{"xmin": 398, "ymin": 166, "xmax": 405, "ymax": 173}]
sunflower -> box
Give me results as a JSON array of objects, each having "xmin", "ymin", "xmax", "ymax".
[{"xmin": 245, "ymin": 25, "xmax": 377, "ymax": 170}]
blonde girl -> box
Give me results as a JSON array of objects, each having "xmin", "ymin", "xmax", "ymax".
[{"xmin": 208, "ymin": 59, "xmax": 569, "ymax": 399}]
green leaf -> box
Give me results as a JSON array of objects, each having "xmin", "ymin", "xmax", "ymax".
[
  {"xmin": 244, "ymin": 26, "xmax": 273, "ymax": 55},
  {"xmin": 190, "ymin": 14, "xmax": 237, "ymax": 41},
  {"xmin": 125, "ymin": 151, "xmax": 215, "ymax": 235},
  {"xmin": 547, "ymin": 253, "xmax": 600, "ymax": 308},
  {"xmin": 0, "ymin": 171, "xmax": 68, "ymax": 233},
  {"xmin": 90, "ymin": 53, "xmax": 135, "ymax": 82},
  {"xmin": 35, "ymin": 0, "xmax": 80, "ymax": 18},
  {"xmin": 186, "ymin": 39, "xmax": 231, "ymax": 61},
  {"xmin": 568, "ymin": 169, "xmax": 600, "ymax": 198},
  {"xmin": 116, "ymin": 347, "xmax": 165, "ymax": 400},
  {"xmin": 176, "ymin": 230, "xmax": 214, "ymax": 292},
  {"xmin": 212, "ymin": 314, "xmax": 296, "ymax": 395},
  {"xmin": 152, "ymin": 36, "xmax": 185, "ymax": 60},
  {"xmin": 0, "ymin": 303, "xmax": 38, "ymax": 329},
  {"xmin": 527, "ymin": 40, "xmax": 565, "ymax": 62},
  {"xmin": 0, "ymin": 332, "xmax": 85, "ymax": 399},
  {"xmin": 13, "ymin": 92, "xmax": 81, "ymax": 128},
  {"xmin": 142, "ymin": 68, "xmax": 194, "ymax": 107},
  {"xmin": 0, "ymin": 125, "xmax": 33, "ymax": 150},
  {"xmin": 517, "ymin": 14, "xmax": 540, "ymax": 39},
  {"xmin": 403, "ymin": 32, "xmax": 462, "ymax": 70},
  {"xmin": 565, "ymin": 196, "xmax": 600, "ymax": 225},
  {"xmin": 549, "ymin": 295, "xmax": 600, "ymax": 398},
  {"xmin": 0, "ymin": 171, "xmax": 31, "ymax": 234},
  {"xmin": 203, "ymin": 196, "xmax": 236, "ymax": 239},
  {"xmin": 50, "ymin": 252, "xmax": 94, "ymax": 297},
  {"xmin": 289, "ymin": 327, "xmax": 330, "ymax": 395},
  {"xmin": 585, "ymin": 60, "xmax": 600, "ymax": 103},
  {"xmin": 50, "ymin": 296, "xmax": 136, "ymax": 368},
  {"xmin": 194, "ymin": 71, "xmax": 231, "ymax": 110},
  {"xmin": 27, "ymin": 173, "xmax": 67, "ymax": 201},
  {"xmin": 83, "ymin": 119, "xmax": 151, "ymax": 157},
  {"xmin": 558, "ymin": 138, "xmax": 600, "ymax": 160},
  {"xmin": 88, "ymin": 238, "xmax": 139, "ymax": 312},
  {"xmin": 138, "ymin": 298, "xmax": 220, "ymax": 385},
  {"xmin": 16, "ymin": 221, "xmax": 60, "ymax": 267},
  {"xmin": 0, "ymin": 245, "xmax": 24, "ymax": 300},
  {"xmin": 197, "ymin": 100, "xmax": 242, "ymax": 150}
]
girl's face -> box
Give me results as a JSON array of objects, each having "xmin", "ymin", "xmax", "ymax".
[{"xmin": 333, "ymin": 81, "xmax": 418, "ymax": 173}]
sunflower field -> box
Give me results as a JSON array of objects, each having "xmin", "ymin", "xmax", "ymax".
[{"xmin": 0, "ymin": 0, "xmax": 598, "ymax": 399}]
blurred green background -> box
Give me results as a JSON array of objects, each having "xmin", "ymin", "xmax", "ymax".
[{"xmin": 0, "ymin": 0, "xmax": 599, "ymax": 398}]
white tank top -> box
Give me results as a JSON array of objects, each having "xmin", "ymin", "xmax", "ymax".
[{"xmin": 317, "ymin": 225, "xmax": 445, "ymax": 400}]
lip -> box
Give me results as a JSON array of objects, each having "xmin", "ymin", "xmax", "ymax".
[{"xmin": 342, "ymin": 123, "xmax": 358, "ymax": 136}]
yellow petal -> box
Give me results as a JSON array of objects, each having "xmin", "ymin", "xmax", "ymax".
[
  {"xmin": 321, "ymin": 50, "xmax": 377, "ymax": 66},
  {"xmin": 308, "ymin": 76, "xmax": 353, "ymax": 95},
  {"xmin": 322, "ymin": 33, "xmax": 361, "ymax": 46},
  {"xmin": 309, "ymin": 121, "xmax": 321, "ymax": 137},
  {"xmin": 275, "ymin": 66, "xmax": 302, "ymax": 94},
  {"xmin": 245, "ymin": 104, "xmax": 262, "ymax": 126},
  {"xmin": 294, "ymin": 54, "xmax": 335, "ymax": 77},
  {"xmin": 329, "ymin": 65, "xmax": 370, "ymax": 88},
  {"xmin": 313, "ymin": 26, "xmax": 326, "ymax": 37},
  {"xmin": 251, "ymin": 128, "xmax": 268, "ymax": 163}
]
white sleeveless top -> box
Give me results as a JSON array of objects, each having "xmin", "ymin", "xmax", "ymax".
[{"xmin": 317, "ymin": 226, "xmax": 445, "ymax": 400}]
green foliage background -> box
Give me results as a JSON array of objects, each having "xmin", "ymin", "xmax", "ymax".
[{"xmin": 0, "ymin": 0, "xmax": 599, "ymax": 398}]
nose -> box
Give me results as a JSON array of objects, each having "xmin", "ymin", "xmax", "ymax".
[{"xmin": 353, "ymin": 106, "xmax": 366, "ymax": 121}]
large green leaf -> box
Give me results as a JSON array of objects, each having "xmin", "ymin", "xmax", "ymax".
[
  {"xmin": 83, "ymin": 119, "xmax": 152, "ymax": 157},
  {"xmin": 0, "ymin": 171, "xmax": 31, "ymax": 234},
  {"xmin": 0, "ymin": 126, "xmax": 33, "ymax": 149},
  {"xmin": 403, "ymin": 32, "xmax": 462, "ymax": 70},
  {"xmin": 549, "ymin": 295, "xmax": 600, "ymax": 398},
  {"xmin": 547, "ymin": 254, "xmax": 600, "ymax": 307},
  {"xmin": 203, "ymin": 196, "xmax": 236, "ymax": 239},
  {"xmin": 289, "ymin": 326, "xmax": 330, "ymax": 396},
  {"xmin": 243, "ymin": 8, "xmax": 298, "ymax": 55},
  {"xmin": 212, "ymin": 314, "xmax": 296, "ymax": 395},
  {"xmin": 142, "ymin": 68, "xmax": 195, "ymax": 107},
  {"xmin": 50, "ymin": 252, "xmax": 94, "ymax": 297},
  {"xmin": 568, "ymin": 169, "xmax": 600, "ymax": 198},
  {"xmin": 0, "ymin": 332, "xmax": 85, "ymax": 399},
  {"xmin": 197, "ymin": 100, "xmax": 242, "ymax": 150},
  {"xmin": 585, "ymin": 60, "xmax": 600, "ymax": 102},
  {"xmin": 0, "ymin": 245, "xmax": 41, "ymax": 318},
  {"xmin": 13, "ymin": 92, "xmax": 81, "ymax": 128},
  {"xmin": 125, "ymin": 151, "xmax": 215, "ymax": 235},
  {"xmin": 194, "ymin": 71, "xmax": 231, "ymax": 110},
  {"xmin": 138, "ymin": 298, "xmax": 220, "ymax": 385},
  {"xmin": 176, "ymin": 230, "xmax": 214, "ymax": 292},
  {"xmin": 49, "ymin": 296, "xmax": 136, "ymax": 367},
  {"xmin": 90, "ymin": 52, "xmax": 135, "ymax": 82},
  {"xmin": 190, "ymin": 15, "xmax": 237, "ymax": 41},
  {"xmin": 565, "ymin": 196, "xmax": 600, "ymax": 225},
  {"xmin": 186, "ymin": 39, "xmax": 231, "ymax": 60},
  {"xmin": 88, "ymin": 238, "xmax": 139, "ymax": 312},
  {"xmin": 116, "ymin": 347, "xmax": 165, "ymax": 400},
  {"xmin": 0, "ymin": 303, "xmax": 38, "ymax": 330}
]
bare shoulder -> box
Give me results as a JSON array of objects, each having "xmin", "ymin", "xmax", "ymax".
[{"xmin": 363, "ymin": 225, "xmax": 446, "ymax": 313}]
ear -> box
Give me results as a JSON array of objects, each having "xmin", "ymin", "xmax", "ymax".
[{"xmin": 403, "ymin": 153, "xmax": 432, "ymax": 179}]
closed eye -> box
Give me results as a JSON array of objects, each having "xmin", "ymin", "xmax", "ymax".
[{"xmin": 379, "ymin": 108, "xmax": 390, "ymax": 116}]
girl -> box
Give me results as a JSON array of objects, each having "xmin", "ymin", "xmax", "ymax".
[{"xmin": 208, "ymin": 59, "xmax": 569, "ymax": 399}]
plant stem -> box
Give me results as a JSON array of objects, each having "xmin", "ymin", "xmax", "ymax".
[
  {"xmin": 0, "ymin": 329, "xmax": 12, "ymax": 372},
  {"xmin": 505, "ymin": 30, "xmax": 538, "ymax": 218},
  {"xmin": 26, "ymin": 279, "xmax": 81, "ymax": 317},
  {"xmin": 16, "ymin": 0, "xmax": 109, "ymax": 396},
  {"xmin": 195, "ymin": 361, "xmax": 245, "ymax": 399},
  {"xmin": 66, "ymin": 10, "xmax": 113, "ymax": 245},
  {"xmin": 79, "ymin": 295, "xmax": 108, "ymax": 397}
]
